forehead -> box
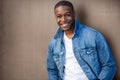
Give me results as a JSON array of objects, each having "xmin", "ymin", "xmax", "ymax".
[{"xmin": 54, "ymin": 6, "xmax": 73, "ymax": 14}]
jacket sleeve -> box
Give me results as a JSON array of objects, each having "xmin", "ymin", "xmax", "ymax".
[
  {"xmin": 96, "ymin": 32, "xmax": 117, "ymax": 80},
  {"xmin": 46, "ymin": 40, "xmax": 60, "ymax": 80}
]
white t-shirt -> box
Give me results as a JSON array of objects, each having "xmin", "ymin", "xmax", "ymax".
[{"xmin": 64, "ymin": 33, "xmax": 88, "ymax": 80}]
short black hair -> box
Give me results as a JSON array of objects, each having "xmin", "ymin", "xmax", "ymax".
[{"xmin": 54, "ymin": 0, "xmax": 74, "ymax": 12}]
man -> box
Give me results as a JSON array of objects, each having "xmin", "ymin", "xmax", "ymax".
[{"xmin": 46, "ymin": 0, "xmax": 116, "ymax": 80}]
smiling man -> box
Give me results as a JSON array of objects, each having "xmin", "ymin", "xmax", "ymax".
[{"xmin": 46, "ymin": 1, "xmax": 116, "ymax": 80}]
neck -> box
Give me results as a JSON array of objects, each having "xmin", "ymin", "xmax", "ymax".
[{"xmin": 64, "ymin": 25, "xmax": 75, "ymax": 39}]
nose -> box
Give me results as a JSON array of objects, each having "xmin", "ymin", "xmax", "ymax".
[{"xmin": 61, "ymin": 16, "xmax": 66, "ymax": 22}]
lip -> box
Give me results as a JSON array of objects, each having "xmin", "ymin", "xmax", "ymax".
[{"xmin": 61, "ymin": 23, "xmax": 69, "ymax": 27}]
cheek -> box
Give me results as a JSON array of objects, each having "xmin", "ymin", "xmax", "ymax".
[
  {"xmin": 67, "ymin": 17, "xmax": 74, "ymax": 24},
  {"xmin": 56, "ymin": 18, "xmax": 61, "ymax": 24},
  {"xmin": 66, "ymin": 16, "xmax": 74, "ymax": 21}
]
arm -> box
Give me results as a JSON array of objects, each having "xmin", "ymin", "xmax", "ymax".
[
  {"xmin": 96, "ymin": 32, "xmax": 117, "ymax": 80},
  {"xmin": 46, "ymin": 40, "xmax": 60, "ymax": 80}
]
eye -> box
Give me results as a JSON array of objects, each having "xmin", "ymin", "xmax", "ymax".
[
  {"xmin": 56, "ymin": 15, "xmax": 62, "ymax": 18},
  {"xmin": 66, "ymin": 14, "xmax": 71, "ymax": 16},
  {"xmin": 65, "ymin": 13, "xmax": 72, "ymax": 17}
]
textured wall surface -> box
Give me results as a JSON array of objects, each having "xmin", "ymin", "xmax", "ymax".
[{"xmin": 0, "ymin": 0, "xmax": 120, "ymax": 80}]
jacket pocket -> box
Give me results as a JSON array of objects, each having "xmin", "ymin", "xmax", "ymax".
[
  {"xmin": 79, "ymin": 47, "xmax": 98, "ymax": 63},
  {"xmin": 79, "ymin": 47, "xmax": 100, "ymax": 78},
  {"xmin": 80, "ymin": 47, "xmax": 96, "ymax": 55}
]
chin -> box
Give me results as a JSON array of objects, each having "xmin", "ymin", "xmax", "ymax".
[
  {"xmin": 62, "ymin": 28, "xmax": 70, "ymax": 31},
  {"xmin": 61, "ymin": 26, "xmax": 71, "ymax": 31}
]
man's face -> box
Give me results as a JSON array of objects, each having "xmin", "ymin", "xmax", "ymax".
[{"xmin": 54, "ymin": 6, "xmax": 75, "ymax": 31}]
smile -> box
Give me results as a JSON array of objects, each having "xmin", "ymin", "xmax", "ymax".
[{"xmin": 62, "ymin": 23, "xmax": 70, "ymax": 27}]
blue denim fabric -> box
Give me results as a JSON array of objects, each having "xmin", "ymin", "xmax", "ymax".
[{"xmin": 46, "ymin": 19, "xmax": 116, "ymax": 80}]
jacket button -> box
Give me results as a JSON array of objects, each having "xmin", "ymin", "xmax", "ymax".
[{"xmin": 60, "ymin": 52, "xmax": 64, "ymax": 55}]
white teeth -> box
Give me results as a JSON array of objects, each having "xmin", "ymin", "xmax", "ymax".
[{"xmin": 62, "ymin": 23, "xmax": 69, "ymax": 26}]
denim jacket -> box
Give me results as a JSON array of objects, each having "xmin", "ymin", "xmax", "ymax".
[{"xmin": 46, "ymin": 19, "xmax": 116, "ymax": 80}]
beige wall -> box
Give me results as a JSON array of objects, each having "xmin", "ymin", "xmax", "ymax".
[
  {"xmin": 0, "ymin": 0, "xmax": 3, "ymax": 79},
  {"xmin": 0, "ymin": 0, "xmax": 120, "ymax": 80}
]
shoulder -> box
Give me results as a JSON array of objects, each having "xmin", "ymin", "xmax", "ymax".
[
  {"xmin": 79, "ymin": 24, "xmax": 99, "ymax": 37},
  {"xmin": 78, "ymin": 24, "xmax": 106, "ymax": 41},
  {"xmin": 83, "ymin": 25, "xmax": 106, "ymax": 42},
  {"xmin": 83, "ymin": 25, "xmax": 98, "ymax": 33},
  {"xmin": 75, "ymin": 19, "xmax": 99, "ymax": 35}
]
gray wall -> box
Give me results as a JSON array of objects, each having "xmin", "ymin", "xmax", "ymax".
[{"xmin": 0, "ymin": 0, "xmax": 120, "ymax": 80}]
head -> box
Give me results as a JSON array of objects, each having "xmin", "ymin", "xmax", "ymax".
[{"xmin": 54, "ymin": 0, "xmax": 75, "ymax": 31}]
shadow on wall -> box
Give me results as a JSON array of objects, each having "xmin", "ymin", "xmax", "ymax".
[{"xmin": 76, "ymin": 7, "xmax": 87, "ymax": 25}]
